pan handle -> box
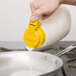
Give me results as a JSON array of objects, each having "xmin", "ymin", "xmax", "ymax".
[{"xmin": 55, "ymin": 43, "xmax": 76, "ymax": 57}]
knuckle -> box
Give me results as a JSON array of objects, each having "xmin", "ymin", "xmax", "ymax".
[
  {"xmin": 46, "ymin": 10, "xmax": 52, "ymax": 14},
  {"xmin": 36, "ymin": 11, "xmax": 41, "ymax": 16},
  {"xmin": 47, "ymin": 11, "xmax": 51, "ymax": 14}
]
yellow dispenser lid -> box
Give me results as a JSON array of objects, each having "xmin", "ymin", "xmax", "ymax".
[{"xmin": 24, "ymin": 20, "xmax": 45, "ymax": 49}]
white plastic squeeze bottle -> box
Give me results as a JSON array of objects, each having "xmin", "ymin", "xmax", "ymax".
[{"xmin": 24, "ymin": 6, "xmax": 71, "ymax": 50}]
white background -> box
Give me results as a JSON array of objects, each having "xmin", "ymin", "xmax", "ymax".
[{"xmin": 0, "ymin": 0, "xmax": 76, "ymax": 41}]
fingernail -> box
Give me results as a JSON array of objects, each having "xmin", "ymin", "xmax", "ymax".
[{"xmin": 31, "ymin": 15, "xmax": 36, "ymax": 22}]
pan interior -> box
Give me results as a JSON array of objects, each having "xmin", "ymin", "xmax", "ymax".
[{"xmin": 0, "ymin": 51, "xmax": 63, "ymax": 76}]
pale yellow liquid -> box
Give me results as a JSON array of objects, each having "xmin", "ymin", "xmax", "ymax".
[
  {"xmin": 29, "ymin": 50, "xmax": 32, "ymax": 76},
  {"xmin": 10, "ymin": 48, "xmax": 42, "ymax": 76},
  {"xmin": 10, "ymin": 71, "xmax": 42, "ymax": 76}
]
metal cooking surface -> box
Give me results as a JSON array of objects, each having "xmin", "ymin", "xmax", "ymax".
[
  {"xmin": 0, "ymin": 45, "xmax": 76, "ymax": 76},
  {"xmin": 0, "ymin": 51, "xmax": 63, "ymax": 76}
]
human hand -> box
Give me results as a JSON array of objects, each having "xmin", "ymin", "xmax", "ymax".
[{"xmin": 30, "ymin": 0, "xmax": 62, "ymax": 21}]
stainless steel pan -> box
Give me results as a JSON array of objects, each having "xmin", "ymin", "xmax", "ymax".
[{"xmin": 0, "ymin": 43, "xmax": 76, "ymax": 76}]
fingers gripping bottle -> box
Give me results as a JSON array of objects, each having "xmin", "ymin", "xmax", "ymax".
[{"xmin": 24, "ymin": 6, "xmax": 71, "ymax": 50}]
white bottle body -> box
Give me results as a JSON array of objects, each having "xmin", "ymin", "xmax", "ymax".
[{"xmin": 40, "ymin": 6, "xmax": 71, "ymax": 48}]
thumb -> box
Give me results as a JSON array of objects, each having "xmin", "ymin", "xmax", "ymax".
[{"xmin": 30, "ymin": 7, "xmax": 44, "ymax": 22}]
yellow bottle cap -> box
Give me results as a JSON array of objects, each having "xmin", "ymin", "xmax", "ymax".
[{"xmin": 24, "ymin": 20, "xmax": 45, "ymax": 49}]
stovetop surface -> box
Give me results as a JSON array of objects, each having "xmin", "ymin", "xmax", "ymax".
[{"xmin": 45, "ymin": 49, "xmax": 76, "ymax": 76}]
